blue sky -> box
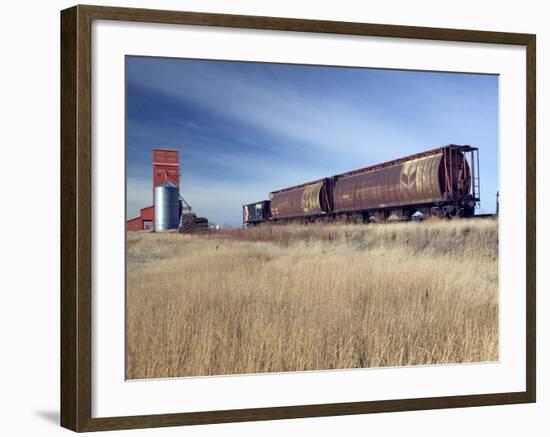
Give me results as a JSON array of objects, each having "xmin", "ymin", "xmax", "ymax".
[{"xmin": 126, "ymin": 56, "xmax": 498, "ymax": 227}]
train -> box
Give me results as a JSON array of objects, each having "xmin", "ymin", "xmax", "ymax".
[{"xmin": 243, "ymin": 144, "xmax": 480, "ymax": 226}]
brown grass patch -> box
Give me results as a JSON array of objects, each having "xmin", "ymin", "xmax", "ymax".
[{"xmin": 126, "ymin": 219, "xmax": 498, "ymax": 379}]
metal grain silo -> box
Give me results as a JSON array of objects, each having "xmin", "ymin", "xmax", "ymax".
[{"xmin": 154, "ymin": 182, "xmax": 180, "ymax": 231}]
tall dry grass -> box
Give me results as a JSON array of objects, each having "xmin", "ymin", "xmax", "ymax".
[{"xmin": 126, "ymin": 219, "xmax": 498, "ymax": 379}]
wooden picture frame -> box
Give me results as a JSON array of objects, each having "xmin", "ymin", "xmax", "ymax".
[{"xmin": 60, "ymin": 4, "xmax": 536, "ymax": 432}]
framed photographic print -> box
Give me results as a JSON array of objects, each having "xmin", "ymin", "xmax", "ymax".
[{"xmin": 60, "ymin": 4, "xmax": 536, "ymax": 432}]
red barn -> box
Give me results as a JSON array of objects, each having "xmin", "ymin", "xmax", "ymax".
[
  {"xmin": 127, "ymin": 216, "xmax": 143, "ymax": 232},
  {"xmin": 140, "ymin": 205, "xmax": 154, "ymax": 230}
]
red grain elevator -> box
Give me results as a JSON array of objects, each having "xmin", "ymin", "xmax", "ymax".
[
  {"xmin": 153, "ymin": 149, "xmax": 179, "ymax": 190},
  {"xmin": 126, "ymin": 148, "xmax": 181, "ymax": 231}
]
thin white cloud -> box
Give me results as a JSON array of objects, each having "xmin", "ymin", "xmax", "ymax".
[{"xmin": 127, "ymin": 61, "xmax": 421, "ymax": 164}]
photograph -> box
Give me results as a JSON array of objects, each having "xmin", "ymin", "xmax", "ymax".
[{"xmin": 124, "ymin": 56, "xmax": 499, "ymax": 380}]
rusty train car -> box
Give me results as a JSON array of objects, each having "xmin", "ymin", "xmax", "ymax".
[{"xmin": 243, "ymin": 144, "xmax": 480, "ymax": 225}]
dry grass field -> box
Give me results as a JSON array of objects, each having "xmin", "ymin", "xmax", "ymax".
[{"xmin": 126, "ymin": 219, "xmax": 498, "ymax": 379}]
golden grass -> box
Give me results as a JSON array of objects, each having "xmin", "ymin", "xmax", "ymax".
[{"xmin": 126, "ymin": 219, "xmax": 498, "ymax": 379}]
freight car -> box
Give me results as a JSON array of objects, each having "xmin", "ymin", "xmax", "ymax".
[
  {"xmin": 242, "ymin": 200, "xmax": 271, "ymax": 225},
  {"xmin": 270, "ymin": 178, "xmax": 332, "ymax": 220},
  {"xmin": 242, "ymin": 144, "xmax": 480, "ymax": 226},
  {"xmin": 332, "ymin": 144, "xmax": 479, "ymax": 221}
]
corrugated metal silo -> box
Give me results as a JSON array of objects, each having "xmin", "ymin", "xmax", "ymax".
[{"xmin": 154, "ymin": 182, "xmax": 180, "ymax": 231}]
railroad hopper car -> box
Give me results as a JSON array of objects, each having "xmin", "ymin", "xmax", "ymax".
[
  {"xmin": 242, "ymin": 144, "xmax": 479, "ymax": 225},
  {"xmin": 332, "ymin": 145, "xmax": 479, "ymax": 221},
  {"xmin": 269, "ymin": 178, "xmax": 332, "ymax": 220}
]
